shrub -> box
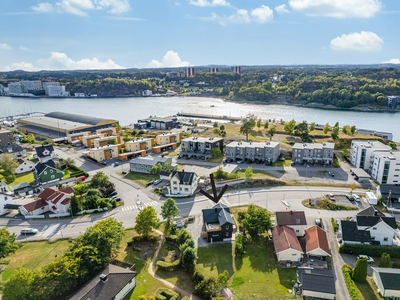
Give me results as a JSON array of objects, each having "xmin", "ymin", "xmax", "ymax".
[
  {"xmin": 392, "ymin": 263, "xmax": 400, "ymax": 269},
  {"xmin": 331, "ymin": 218, "xmax": 338, "ymax": 232},
  {"xmin": 156, "ymin": 259, "xmax": 180, "ymax": 271},
  {"xmin": 379, "ymin": 253, "xmax": 391, "ymax": 268},
  {"xmin": 165, "ymin": 235, "xmax": 178, "ymax": 244},
  {"xmin": 353, "ymin": 258, "xmax": 368, "ymax": 282},
  {"xmin": 192, "ymin": 268, "xmax": 205, "ymax": 285},
  {"xmin": 154, "ymin": 288, "xmax": 179, "ymax": 300},
  {"xmin": 342, "ymin": 264, "xmax": 362, "ymax": 300},
  {"xmin": 339, "ymin": 243, "xmax": 400, "ymax": 258},
  {"xmin": 5, "ymin": 175, "xmax": 16, "ymax": 184}
]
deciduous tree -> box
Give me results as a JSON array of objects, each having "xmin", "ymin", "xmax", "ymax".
[
  {"xmin": 161, "ymin": 198, "xmax": 180, "ymax": 230},
  {"xmin": 323, "ymin": 123, "xmax": 330, "ymax": 134},
  {"xmin": 284, "ymin": 119, "xmax": 296, "ymax": 135},
  {"xmin": 309, "ymin": 122, "xmax": 315, "ymax": 132},
  {"xmin": 264, "ymin": 121, "xmax": 269, "ymax": 129},
  {"xmin": 240, "ymin": 121, "xmax": 253, "ymax": 142},
  {"xmin": 331, "ymin": 126, "xmax": 340, "ymax": 140},
  {"xmin": 244, "ymin": 166, "xmax": 253, "ymax": 178},
  {"xmin": 242, "ymin": 204, "xmax": 272, "ymax": 240},
  {"xmin": 0, "ymin": 153, "xmax": 18, "ymax": 176},
  {"xmin": 134, "ymin": 207, "xmax": 159, "ymax": 239},
  {"xmin": 90, "ymin": 171, "xmax": 109, "ymax": 189},
  {"xmin": 353, "ymin": 257, "xmax": 368, "ymax": 282},
  {"xmin": 256, "ymin": 118, "xmax": 262, "ymax": 130},
  {"xmin": 267, "ymin": 127, "xmax": 276, "ymax": 141},
  {"xmin": 0, "ymin": 228, "xmax": 19, "ymax": 259}
]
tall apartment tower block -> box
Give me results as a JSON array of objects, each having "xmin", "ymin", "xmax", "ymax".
[
  {"xmin": 231, "ymin": 66, "xmax": 241, "ymax": 74},
  {"xmin": 209, "ymin": 68, "xmax": 219, "ymax": 73},
  {"xmin": 185, "ymin": 67, "xmax": 195, "ymax": 77}
]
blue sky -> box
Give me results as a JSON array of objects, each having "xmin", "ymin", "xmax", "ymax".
[{"xmin": 0, "ymin": 0, "xmax": 399, "ymax": 71}]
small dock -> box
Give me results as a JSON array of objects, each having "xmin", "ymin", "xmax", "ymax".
[{"xmin": 177, "ymin": 112, "xmax": 241, "ymax": 122}]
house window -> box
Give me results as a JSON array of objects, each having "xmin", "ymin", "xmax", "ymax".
[
  {"xmin": 226, "ymin": 232, "xmax": 229, "ymax": 237},
  {"xmin": 51, "ymin": 175, "xmax": 55, "ymax": 179},
  {"xmin": 372, "ymin": 227, "xmax": 377, "ymax": 230},
  {"xmin": 173, "ymin": 187, "xmax": 177, "ymax": 190},
  {"xmin": 296, "ymin": 218, "xmax": 300, "ymax": 224},
  {"xmin": 44, "ymin": 171, "xmax": 47, "ymax": 175},
  {"xmin": 384, "ymin": 237, "xmax": 388, "ymax": 242},
  {"xmin": 292, "ymin": 254, "xmax": 297, "ymax": 256},
  {"xmin": 226, "ymin": 225, "xmax": 229, "ymax": 230},
  {"xmin": 20, "ymin": 168, "xmax": 23, "ymax": 171},
  {"xmin": 173, "ymin": 181, "xmax": 178, "ymax": 185},
  {"xmin": 184, "ymin": 188, "xmax": 189, "ymax": 192},
  {"xmin": 296, "ymin": 230, "xmax": 299, "ymax": 233},
  {"xmin": 50, "ymin": 170, "xmax": 53, "ymax": 173}
]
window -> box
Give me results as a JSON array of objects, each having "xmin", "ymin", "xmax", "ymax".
[
  {"xmin": 20, "ymin": 168, "xmax": 23, "ymax": 171},
  {"xmin": 296, "ymin": 230, "xmax": 299, "ymax": 233},
  {"xmin": 226, "ymin": 232, "xmax": 229, "ymax": 237},
  {"xmin": 44, "ymin": 171, "xmax": 47, "ymax": 175},
  {"xmin": 50, "ymin": 170, "xmax": 53, "ymax": 173},
  {"xmin": 173, "ymin": 187, "xmax": 177, "ymax": 190},
  {"xmin": 184, "ymin": 188, "xmax": 189, "ymax": 192},
  {"xmin": 226, "ymin": 225, "xmax": 229, "ymax": 230},
  {"xmin": 173, "ymin": 181, "xmax": 178, "ymax": 185},
  {"xmin": 296, "ymin": 218, "xmax": 300, "ymax": 224},
  {"xmin": 292, "ymin": 254, "xmax": 297, "ymax": 256},
  {"xmin": 384, "ymin": 237, "xmax": 388, "ymax": 242},
  {"xmin": 372, "ymin": 227, "xmax": 377, "ymax": 230},
  {"xmin": 51, "ymin": 175, "xmax": 55, "ymax": 179}
]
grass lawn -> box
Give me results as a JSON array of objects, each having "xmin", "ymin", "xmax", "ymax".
[
  {"xmin": 63, "ymin": 169, "xmax": 71, "ymax": 179},
  {"xmin": 355, "ymin": 277, "xmax": 384, "ymax": 300},
  {"xmin": 236, "ymin": 169, "xmax": 275, "ymax": 179},
  {"xmin": 271, "ymin": 159, "xmax": 292, "ymax": 167},
  {"xmin": 1, "ymin": 240, "xmax": 71, "ymax": 281},
  {"xmin": 196, "ymin": 241, "xmax": 296, "ymax": 300},
  {"xmin": 207, "ymin": 155, "xmax": 224, "ymax": 164},
  {"xmin": 123, "ymin": 172, "xmax": 159, "ymax": 187},
  {"xmin": 0, "ymin": 172, "xmax": 35, "ymax": 186}
]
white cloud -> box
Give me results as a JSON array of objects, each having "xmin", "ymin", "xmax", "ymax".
[
  {"xmin": 31, "ymin": 2, "xmax": 54, "ymax": 13},
  {"xmin": 330, "ymin": 31, "xmax": 383, "ymax": 52},
  {"xmin": 175, "ymin": 2, "xmax": 181, "ymax": 5},
  {"xmin": 19, "ymin": 46, "xmax": 31, "ymax": 51},
  {"xmin": 275, "ymin": 4, "xmax": 290, "ymax": 13},
  {"xmin": 57, "ymin": 0, "xmax": 95, "ymax": 17},
  {"xmin": 227, "ymin": 9, "xmax": 250, "ymax": 23},
  {"xmin": 3, "ymin": 52, "xmax": 125, "ymax": 71},
  {"xmin": 147, "ymin": 51, "xmax": 190, "ymax": 68},
  {"xmin": 251, "ymin": 5, "xmax": 274, "ymax": 23},
  {"xmin": 0, "ymin": 43, "xmax": 12, "ymax": 50},
  {"xmin": 383, "ymin": 59, "xmax": 400, "ymax": 64},
  {"xmin": 189, "ymin": 0, "xmax": 230, "ymax": 7},
  {"xmin": 108, "ymin": 16, "xmax": 144, "ymax": 21},
  {"xmin": 289, "ymin": 0, "xmax": 382, "ymax": 18},
  {"xmin": 95, "ymin": 0, "xmax": 130, "ymax": 14}
]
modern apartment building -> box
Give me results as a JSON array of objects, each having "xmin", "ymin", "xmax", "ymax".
[
  {"xmin": 0, "ymin": 129, "xmax": 14, "ymax": 147},
  {"xmin": 351, "ymin": 140, "xmax": 391, "ymax": 171},
  {"xmin": 92, "ymin": 135, "xmax": 121, "ymax": 148},
  {"xmin": 82, "ymin": 134, "xmax": 104, "ymax": 148},
  {"xmin": 292, "ymin": 142, "xmax": 335, "ymax": 165},
  {"xmin": 231, "ymin": 66, "xmax": 241, "ymax": 74},
  {"xmin": 225, "ymin": 141, "xmax": 280, "ymax": 163},
  {"xmin": 371, "ymin": 151, "xmax": 400, "ymax": 184},
  {"xmin": 152, "ymin": 132, "xmax": 182, "ymax": 153},
  {"xmin": 96, "ymin": 127, "xmax": 119, "ymax": 136},
  {"xmin": 185, "ymin": 67, "xmax": 195, "ymax": 77},
  {"xmin": 67, "ymin": 131, "xmax": 91, "ymax": 146},
  {"xmin": 8, "ymin": 82, "xmax": 22, "ymax": 94},
  {"xmin": 125, "ymin": 138, "xmax": 154, "ymax": 153},
  {"xmin": 88, "ymin": 144, "xmax": 120, "ymax": 162},
  {"xmin": 20, "ymin": 80, "xmax": 43, "ymax": 92},
  {"xmin": 180, "ymin": 137, "xmax": 223, "ymax": 158}
]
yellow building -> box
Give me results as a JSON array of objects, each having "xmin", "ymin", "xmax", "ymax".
[
  {"xmin": 93, "ymin": 135, "xmax": 122, "ymax": 148},
  {"xmin": 67, "ymin": 131, "xmax": 91, "ymax": 146},
  {"xmin": 125, "ymin": 138, "xmax": 154, "ymax": 152},
  {"xmin": 96, "ymin": 127, "xmax": 119, "ymax": 136},
  {"xmin": 153, "ymin": 132, "xmax": 182, "ymax": 153},
  {"xmin": 88, "ymin": 144, "xmax": 120, "ymax": 162},
  {"xmin": 82, "ymin": 134, "xmax": 105, "ymax": 148}
]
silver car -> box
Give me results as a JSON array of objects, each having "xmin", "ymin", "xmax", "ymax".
[{"xmin": 21, "ymin": 228, "xmax": 38, "ymax": 234}]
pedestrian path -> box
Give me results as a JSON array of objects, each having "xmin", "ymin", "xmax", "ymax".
[
  {"xmin": 120, "ymin": 201, "xmax": 159, "ymax": 212},
  {"xmin": 35, "ymin": 223, "xmax": 65, "ymax": 238}
]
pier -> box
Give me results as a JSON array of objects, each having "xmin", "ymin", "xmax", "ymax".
[{"xmin": 177, "ymin": 112, "xmax": 241, "ymax": 122}]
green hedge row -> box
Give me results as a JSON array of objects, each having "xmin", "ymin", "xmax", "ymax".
[
  {"xmin": 154, "ymin": 288, "xmax": 179, "ymax": 300},
  {"xmin": 165, "ymin": 235, "xmax": 178, "ymax": 244},
  {"xmin": 331, "ymin": 218, "xmax": 338, "ymax": 232},
  {"xmin": 156, "ymin": 259, "xmax": 180, "ymax": 271},
  {"xmin": 342, "ymin": 264, "xmax": 362, "ymax": 300},
  {"xmin": 339, "ymin": 243, "xmax": 400, "ymax": 258}
]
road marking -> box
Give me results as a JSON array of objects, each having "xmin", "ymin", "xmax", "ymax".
[
  {"xmin": 41, "ymin": 224, "xmax": 59, "ymax": 238},
  {"xmin": 37, "ymin": 225, "xmax": 49, "ymax": 236}
]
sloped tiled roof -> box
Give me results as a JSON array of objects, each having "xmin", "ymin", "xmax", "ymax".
[
  {"xmin": 38, "ymin": 187, "xmax": 72, "ymax": 205},
  {"xmin": 305, "ymin": 225, "xmax": 330, "ymax": 256},
  {"xmin": 60, "ymin": 186, "xmax": 74, "ymax": 194},
  {"xmin": 35, "ymin": 145, "xmax": 54, "ymax": 158},
  {"xmin": 271, "ymin": 225, "xmax": 303, "ymax": 254},
  {"xmin": 341, "ymin": 220, "xmax": 371, "ymax": 243},
  {"xmin": 34, "ymin": 160, "xmax": 57, "ymax": 175},
  {"xmin": 23, "ymin": 198, "xmax": 47, "ymax": 212},
  {"xmin": 276, "ymin": 211, "xmax": 307, "ymax": 226}
]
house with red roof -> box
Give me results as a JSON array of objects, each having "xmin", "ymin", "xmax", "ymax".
[
  {"xmin": 271, "ymin": 225, "xmax": 304, "ymax": 263},
  {"xmin": 19, "ymin": 187, "xmax": 74, "ymax": 216},
  {"xmin": 305, "ymin": 225, "xmax": 331, "ymax": 258}
]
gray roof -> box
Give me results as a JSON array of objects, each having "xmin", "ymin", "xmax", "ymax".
[
  {"xmin": 11, "ymin": 182, "xmax": 30, "ymax": 190},
  {"xmin": 351, "ymin": 168, "xmax": 370, "ymax": 178},
  {"xmin": 356, "ymin": 215, "xmax": 397, "ymax": 230},
  {"xmin": 171, "ymin": 170, "xmax": 196, "ymax": 185},
  {"xmin": 35, "ymin": 145, "xmax": 54, "ymax": 158},
  {"xmin": 46, "ymin": 112, "xmax": 115, "ymax": 126},
  {"xmin": 300, "ymin": 271, "xmax": 336, "ymax": 294},
  {"xmin": 34, "ymin": 160, "xmax": 57, "ymax": 175},
  {"xmin": 182, "ymin": 136, "xmax": 223, "ymax": 143},
  {"xmin": 130, "ymin": 157, "xmax": 159, "ymax": 166},
  {"xmin": 341, "ymin": 220, "xmax": 371, "ymax": 243},
  {"xmin": 292, "ymin": 142, "xmax": 335, "ymax": 150},
  {"xmin": 69, "ymin": 264, "xmax": 137, "ymax": 300},
  {"xmin": 0, "ymin": 143, "xmax": 24, "ymax": 154},
  {"xmin": 372, "ymin": 267, "xmax": 400, "ymax": 291},
  {"xmin": 352, "ymin": 140, "xmax": 391, "ymax": 150},
  {"xmin": 202, "ymin": 203, "xmax": 234, "ymax": 225},
  {"xmin": 379, "ymin": 184, "xmax": 400, "ymax": 198},
  {"xmin": 226, "ymin": 140, "xmax": 279, "ymax": 148},
  {"xmin": 357, "ymin": 206, "xmax": 385, "ymax": 217}
]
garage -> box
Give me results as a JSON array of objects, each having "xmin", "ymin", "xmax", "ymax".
[{"xmin": 351, "ymin": 168, "xmax": 371, "ymax": 183}]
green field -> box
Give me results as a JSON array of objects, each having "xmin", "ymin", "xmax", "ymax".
[
  {"xmin": 123, "ymin": 172, "xmax": 159, "ymax": 187},
  {"xmin": 0, "ymin": 172, "xmax": 35, "ymax": 186}
]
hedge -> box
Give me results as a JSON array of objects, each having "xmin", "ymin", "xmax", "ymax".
[
  {"xmin": 331, "ymin": 218, "xmax": 338, "ymax": 232},
  {"xmin": 166, "ymin": 235, "xmax": 178, "ymax": 244},
  {"xmin": 342, "ymin": 264, "xmax": 362, "ymax": 300},
  {"xmin": 156, "ymin": 259, "xmax": 180, "ymax": 271},
  {"xmin": 154, "ymin": 288, "xmax": 179, "ymax": 300},
  {"xmin": 339, "ymin": 243, "xmax": 400, "ymax": 258}
]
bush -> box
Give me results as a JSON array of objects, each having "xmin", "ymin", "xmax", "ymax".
[
  {"xmin": 392, "ymin": 263, "xmax": 400, "ymax": 269},
  {"xmin": 339, "ymin": 243, "xmax": 400, "ymax": 258},
  {"xmin": 379, "ymin": 253, "xmax": 391, "ymax": 268},
  {"xmin": 331, "ymin": 218, "xmax": 338, "ymax": 232},
  {"xmin": 353, "ymin": 258, "xmax": 368, "ymax": 282},
  {"xmin": 154, "ymin": 288, "xmax": 179, "ymax": 300},
  {"xmin": 192, "ymin": 268, "xmax": 205, "ymax": 285},
  {"xmin": 342, "ymin": 264, "xmax": 362, "ymax": 300},
  {"xmin": 332, "ymin": 153, "xmax": 341, "ymax": 168},
  {"xmin": 156, "ymin": 259, "xmax": 180, "ymax": 271},
  {"xmin": 5, "ymin": 175, "xmax": 16, "ymax": 184},
  {"xmin": 165, "ymin": 235, "xmax": 178, "ymax": 244}
]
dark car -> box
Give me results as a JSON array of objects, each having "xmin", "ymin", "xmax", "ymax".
[
  {"xmin": 346, "ymin": 194, "xmax": 355, "ymax": 201},
  {"xmin": 107, "ymin": 191, "xmax": 117, "ymax": 197},
  {"xmin": 101, "ymin": 161, "xmax": 107, "ymax": 166},
  {"xmin": 111, "ymin": 196, "xmax": 121, "ymax": 202}
]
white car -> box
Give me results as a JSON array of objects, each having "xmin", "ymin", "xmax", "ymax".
[
  {"xmin": 353, "ymin": 194, "xmax": 361, "ymax": 201},
  {"xmin": 21, "ymin": 228, "xmax": 38, "ymax": 234},
  {"xmin": 357, "ymin": 255, "xmax": 374, "ymax": 264},
  {"xmin": 136, "ymin": 200, "xmax": 141, "ymax": 205}
]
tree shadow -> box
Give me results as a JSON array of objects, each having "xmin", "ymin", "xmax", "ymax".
[
  {"xmin": 247, "ymin": 240, "xmax": 276, "ymax": 273},
  {"xmin": 277, "ymin": 266, "xmax": 297, "ymax": 289},
  {"xmin": 355, "ymin": 281, "xmax": 380, "ymax": 300}
]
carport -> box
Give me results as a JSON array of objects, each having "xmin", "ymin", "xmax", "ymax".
[
  {"xmin": 351, "ymin": 168, "xmax": 370, "ymax": 183},
  {"xmin": 118, "ymin": 150, "xmax": 146, "ymax": 161}
]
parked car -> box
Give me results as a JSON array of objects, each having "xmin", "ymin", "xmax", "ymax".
[
  {"xmin": 108, "ymin": 191, "xmax": 117, "ymax": 198},
  {"xmin": 291, "ymin": 161, "xmax": 295, "ymax": 167},
  {"xmin": 146, "ymin": 181, "xmax": 153, "ymax": 187},
  {"xmin": 101, "ymin": 161, "xmax": 107, "ymax": 166},
  {"xmin": 137, "ymin": 200, "xmax": 141, "ymax": 205},
  {"xmin": 353, "ymin": 194, "xmax": 361, "ymax": 201},
  {"xmin": 21, "ymin": 228, "xmax": 38, "ymax": 235},
  {"xmin": 357, "ymin": 255, "xmax": 374, "ymax": 264},
  {"xmin": 114, "ymin": 162, "xmax": 119, "ymax": 167},
  {"xmin": 111, "ymin": 196, "xmax": 121, "ymax": 202},
  {"xmin": 77, "ymin": 176, "xmax": 86, "ymax": 181},
  {"xmin": 236, "ymin": 160, "xmax": 243, "ymax": 164},
  {"xmin": 153, "ymin": 179, "xmax": 162, "ymax": 185},
  {"xmin": 346, "ymin": 194, "xmax": 355, "ymax": 201},
  {"xmin": 173, "ymin": 220, "xmax": 185, "ymax": 229},
  {"xmin": 329, "ymin": 194, "xmax": 335, "ymax": 201}
]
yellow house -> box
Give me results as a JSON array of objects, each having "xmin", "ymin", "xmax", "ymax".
[
  {"xmin": 125, "ymin": 138, "xmax": 154, "ymax": 152},
  {"xmin": 96, "ymin": 127, "xmax": 119, "ymax": 136},
  {"xmin": 82, "ymin": 134, "xmax": 105, "ymax": 148},
  {"xmin": 67, "ymin": 131, "xmax": 91, "ymax": 146},
  {"xmin": 153, "ymin": 132, "xmax": 182, "ymax": 153},
  {"xmin": 88, "ymin": 144, "xmax": 120, "ymax": 162},
  {"xmin": 93, "ymin": 135, "xmax": 122, "ymax": 148}
]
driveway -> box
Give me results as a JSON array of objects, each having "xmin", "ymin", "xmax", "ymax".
[{"xmin": 323, "ymin": 218, "xmax": 351, "ymax": 300}]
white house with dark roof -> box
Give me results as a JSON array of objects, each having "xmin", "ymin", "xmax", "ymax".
[
  {"xmin": 0, "ymin": 143, "xmax": 26, "ymax": 158},
  {"xmin": 372, "ymin": 267, "xmax": 400, "ymax": 298},
  {"xmin": 35, "ymin": 145, "xmax": 54, "ymax": 163},
  {"xmin": 275, "ymin": 210, "xmax": 307, "ymax": 236},
  {"xmin": 167, "ymin": 170, "xmax": 198, "ymax": 196},
  {"xmin": 15, "ymin": 159, "xmax": 35, "ymax": 174}
]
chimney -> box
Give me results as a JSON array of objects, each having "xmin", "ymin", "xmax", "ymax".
[
  {"xmin": 215, "ymin": 207, "xmax": 218, "ymax": 213},
  {"xmin": 99, "ymin": 274, "xmax": 108, "ymax": 282},
  {"xmin": 289, "ymin": 210, "xmax": 293, "ymax": 215}
]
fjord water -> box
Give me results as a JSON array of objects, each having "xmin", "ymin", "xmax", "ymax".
[{"xmin": 2, "ymin": 96, "xmax": 399, "ymax": 140}]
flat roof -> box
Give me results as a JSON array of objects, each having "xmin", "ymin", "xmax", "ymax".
[
  {"xmin": 182, "ymin": 136, "xmax": 223, "ymax": 143},
  {"xmin": 20, "ymin": 116, "xmax": 95, "ymax": 131},
  {"xmin": 226, "ymin": 141, "xmax": 279, "ymax": 148},
  {"xmin": 350, "ymin": 168, "xmax": 371, "ymax": 178},
  {"xmin": 352, "ymin": 140, "xmax": 391, "ymax": 150},
  {"xmin": 292, "ymin": 142, "xmax": 335, "ymax": 150},
  {"xmin": 374, "ymin": 151, "xmax": 400, "ymax": 161}
]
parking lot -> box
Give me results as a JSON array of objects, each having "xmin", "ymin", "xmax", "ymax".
[{"xmin": 333, "ymin": 195, "xmax": 367, "ymax": 210}]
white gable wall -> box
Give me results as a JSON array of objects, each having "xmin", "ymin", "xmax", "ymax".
[
  {"xmin": 366, "ymin": 222, "xmax": 396, "ymax": 246},
  {"xmin": 286, "ymin": 224, "xmax": 306, "ymax": 236},
  {"xmin": 276, "ymin": 248, "xmax": 303, "ymax": 262}
]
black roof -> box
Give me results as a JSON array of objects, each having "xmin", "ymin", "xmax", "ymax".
[
  {"xmin": 341, "ymin": 220, "xmax": 371, "ymax": 243},
  {"xmin": 379, "ymin": 184, "xmax": 400, "ymax": 198},
  {"xmin": 69, "ymin": 264, "xmax": 136, "ymax": 300},
  {"xmin": 171, "ymin": 170, "xmax": 196, "ymax": 185},
  {"xmin": 301, "ymin": 273, "xmax": 336, "ymax": 294},
  {"xmin": 202, "ymin": 203, "xmax": 234, "ymax": 226},
  {"xmin": 46, "ymin": 111, "xmax": 115, "ymax": 126},
  {"xmin": 34, "ymin": 160, "xmax": 57, "ymax": 174},
  {"xmin": 0, "ymin": 143, "xmax": 23, "ymax": 154},
  {"xmin": 373, "ymin": 268, "xmax": 400, "ymax": 291},
  {"xmin": 160, "ymin": 171, "xmax": 171, "ymax": 177},
  {"xmin": 35, "ymin": 145, "xmax": 54, "ymax": 158},
  {"xmin": 357, "ymin": 206, "xmax": 385, "ymax": 217},
  {"xmin": 356, "ymin": 216, "xmax": 397, "ymax": 230}
]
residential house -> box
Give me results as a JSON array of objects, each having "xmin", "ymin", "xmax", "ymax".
[
  {"xmin": 129, "ymin": 156, "xmax": 173, "ymax": 174},
  {"xmin": 19, "ymin": 186, "xmax": 74, "ymax": 216},
  {"xmin": 167, "ymin": 170, "xmax": 198, "ymax": 196},
  {"xmin": 152, "ymin": 132, "xmax": 182, "ymax": 153},
  {"xmin": 351, "ymin": 140, "xmax": 391, "ymax": 171},
  {"xmin": 224, "ymin": 141, "xmax": 280, "ymax": 163},
  {"xmin": 0, "ymin": 143, "xmax": 26, "ymax": 158},
  {"xmin": 202, "ymin": 203, "xmax": 235, "ymax": 243},
  {"xmin": 297, "ymin": 268, "xmax": 336, "ymax": 300},
  {"xmin": 371, "ymin": 150, "xmax": 400, "ymax": 184},
  {"xmin": 387, "ymin": 95, "xmax": 400, "ymax": 108},
  {"xmin": 88, "ymin": 144, "xmax": 120, "ymax": 162},
  {"xmin": 34, "ymin": 160, "xmax": 64, "ymax": 184},
  {"xmin": 35, "ymin": 145, "xmax": 54, "ymax": 163},
  {"xmin": 275, "ymin": 210, "xmax": 307, "ymax": 236},
  {"xmin": 219, "ymin": 288, "xmax": 234, "ymax": 300},
  {"xmin": 339, "ymin": 207, "xmax": 398, "ymax": 245},
  {"xmin": 305, "ymin": 226, "xmax": 331, "ymax": 258},
  {"xmin": 69, "ymin": 262, "xmax": 137, "ymax": 300},
  {"xmin": 0, "ymin": 181, "xmax": 9, "ymax": 193},
  {"xmin": 82, "ymin": 134, "xmax": 105, "ymax": 148},
  {"xmin": 10, "ymin": 182, "xmax": 31, "ymax": 196},
  {"xmin": 119, "ymin": 138, "xmax": 154, "ymax": 161},
  {"xmin": 15, "ymin": 159, "xmax": 35, "ymax": 174},
  {"xmin": 376, "ymin": 184, "xmax": 400, "ymax": 202},
  {"xmin": 67, "ymin": 131, "xmax": 91, "ymax": 146},
  {"xmin": 0, "ymin": 191, "xmax": 17, "ymax": 215},
  {"xmin": 180, "ymin": 136, "xmax": 224, "ymax": 159},
  {"xmin": 0, "ymin": 129, "xmax": 14, "ymax": 147},
  {"xmin": 372, "ymin": 267, "xmax": 400, "ymax": 298},
  {"xmin": 292, "ymin": 142, "xmax": 334, "ymax": 165},
  {"xmin": 142, "ymin": 90, "xmax": 152, "ymax": 96},
  {"xmin": 271, "ymin": 225, "xmax": 303, "ymax": 263}
]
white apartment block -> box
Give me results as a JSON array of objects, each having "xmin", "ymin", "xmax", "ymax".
[
  {"xmin": 292, "ymin": 142, "xmax": 335, "ymax": 165},
  {"xmin": 8, "ymin": 82, "xmax": 22, "ymax": 94},
  {"xmin": 47, "ymin": 85, "xmax": 69, "ymax": 97},
  {"xmin": 20, "ymin": 81, "xmax": 43, "ymax": 92},
  {"xmin": 351, "ymin": 140, "xmax": 391, "ymax": 171},
  {"xmin": 371, "ymin": 151, "xmax": 400, "ymax": 184}
]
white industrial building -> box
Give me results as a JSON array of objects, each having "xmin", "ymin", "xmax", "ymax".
[
  {"xmin": 20, "ymin": 80, "xmax": 43, "ymax": 92},
  {"xmin": 351, "ymin": 140, "xmax": 391, "ymax": 171},
  {"xmin": 371, "ymin": 150, "xmax": 400, "ymax": 184},
  {"xmin": 8, "ymin": 82, "xmax": 23, "ymax": 94}
]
